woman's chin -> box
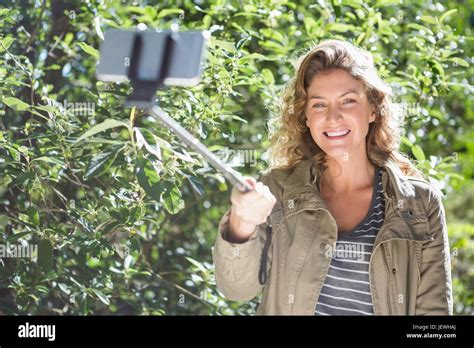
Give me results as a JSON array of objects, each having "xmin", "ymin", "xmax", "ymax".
[{"xmin": 320, "ymin": 146, "xmax": 351, "ymax": 160}]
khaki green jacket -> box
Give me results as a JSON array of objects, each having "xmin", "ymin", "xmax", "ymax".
[{"xmin": 213, "ymin": 159, "xmax": 453, "ymax": 315}]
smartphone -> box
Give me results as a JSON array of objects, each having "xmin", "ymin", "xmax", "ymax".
[{"xmin": 96, "ymin": 29, "xmax": 207, "ymax": 86}]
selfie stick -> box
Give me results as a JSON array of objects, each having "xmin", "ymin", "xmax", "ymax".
[
  {"xmin": 97, "ymin": 28, "xmax": 253, "ymax": 193},
  {"xmin": 149, "ymin": 105, "xmax": 253, "ymax": 192}
]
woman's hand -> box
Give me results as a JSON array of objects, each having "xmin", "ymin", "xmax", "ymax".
[{"xmin": 227, "ymin": 177, "xmax": 277, "ymax": 243}]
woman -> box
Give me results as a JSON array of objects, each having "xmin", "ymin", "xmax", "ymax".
[{"xmin": 213, "ymin": 40, "xmax": 453, "ymax": 315}]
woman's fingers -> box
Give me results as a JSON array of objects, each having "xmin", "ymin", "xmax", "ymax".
[{"xmin": 230, "ymin": 179, "xmax": 276, "ymax": 226}]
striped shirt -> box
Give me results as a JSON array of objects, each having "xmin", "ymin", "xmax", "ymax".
[{"xmin": 315, "ymin": 166, "xmax": 385, "ymax": 316}]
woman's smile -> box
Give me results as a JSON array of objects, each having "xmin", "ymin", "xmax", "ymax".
[{"xmin": 323, "ymin": 129, "xmax": 351, "ymax": 139}]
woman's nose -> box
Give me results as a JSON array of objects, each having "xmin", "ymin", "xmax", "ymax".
[{"xmin": 327, "ymin": 104, "xmax": 343, "ymax": 122}]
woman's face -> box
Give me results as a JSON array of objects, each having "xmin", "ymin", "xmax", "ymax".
[{"xmin": 305, "ymin": 68, "xmax": 375, "ymax": 160}]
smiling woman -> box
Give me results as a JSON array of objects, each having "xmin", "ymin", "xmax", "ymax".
[
  {"xmin": 270, "ymin": 39, "xmax": 419, "ymax": 181},
  {"xmin": 304, "ymin": 68, "xmax": 380, "ymax": 235},
  {"xmin": 213, "ymin": 39, "xmax": 453, "ymax": 316}
]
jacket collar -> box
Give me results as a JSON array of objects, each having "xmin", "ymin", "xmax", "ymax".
[{"xmin": 281, "ymin": 158, "xmax": 426, "ymax": 220}]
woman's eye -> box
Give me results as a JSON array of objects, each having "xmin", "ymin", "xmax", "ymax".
[
  {"xmin": 313, "ymin": 103, "xmax": 325, "ymax": 108},
  {"xmin": 343, "ymin": 99, "xmax": 356, "ymax": 104}
]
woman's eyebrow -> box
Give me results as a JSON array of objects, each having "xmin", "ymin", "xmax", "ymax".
[{"xmin": 308, "ymin": 89, "xmax": 360, "ymax": 99}]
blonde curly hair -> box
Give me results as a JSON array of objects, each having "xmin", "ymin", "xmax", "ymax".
[{"xmin": 268, "ymin": 39, "xmax": 422, "ymax": 183}]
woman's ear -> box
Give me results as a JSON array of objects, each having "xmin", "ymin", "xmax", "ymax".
[{"xmin": 369, "ymin": 111, "xmax": 376, "ymax": 123}]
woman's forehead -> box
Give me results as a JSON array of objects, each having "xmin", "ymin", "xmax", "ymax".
[
  {"xmin": 309, "ymin": 69, "xmax": 362, "ymax": 86},
  {"xmin": 307, "ymin": 72, "xmax": 366, "ymax": 98}
]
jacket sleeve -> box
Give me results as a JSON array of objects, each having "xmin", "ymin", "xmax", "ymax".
[
  {"xmin": 212, "ymin": 207, "xmax": 273, "ymax": 301},
  {"xmin": 415, "ymin": 186, "xmax": 453, "ymax": 315}
]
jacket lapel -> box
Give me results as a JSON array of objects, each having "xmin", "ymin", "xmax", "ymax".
[{"xmin": 280, "ymin": 158, "xmax": 430, "ymax": 241}]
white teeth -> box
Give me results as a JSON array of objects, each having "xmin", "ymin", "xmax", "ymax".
[{"xmin": 326, "ymin": 130, "xmax": 350, "ymax": 137}]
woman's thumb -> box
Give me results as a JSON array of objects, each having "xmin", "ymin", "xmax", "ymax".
[{"xmin": 243, "ymin": 176, "xmax": 257, "ymax": 189}]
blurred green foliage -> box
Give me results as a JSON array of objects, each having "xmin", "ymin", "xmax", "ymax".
[{"xmin": 0, "ymin": 0, "xmax": 472, "ymax": 315}]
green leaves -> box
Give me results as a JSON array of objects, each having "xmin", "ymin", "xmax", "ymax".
[
  {"xmin": 304, "ymin": 16, "xmax": 317, "ymax": 34},
  {"xmin": 440, "ymin": 9, "xmax": 457, "ymax": 23},
  {"xmin": 157, "ymin": 8, "xmax": 184, "ymax": 19},
  {"xmin": 77, "ymin": 42, "xmax": 99, "ymax": 59},
  {"xmin": 450, "ymin": 57, "xmax": 469, "ymax": 68},
  {"xmin": 185, "ymin": 256, "xmax": 207, "ymax": 273},
  {"xmin": 92, "ymin": 289, "xmax": 110, "ymax": 305},
  {"xmin": 186, "ymin": 175, "xmax": 205, "ymax": 196},
  {"xmin": 27, "ymin": 207, "xmax": 40, "ymax": 227},
  {"xmin": 407, "ymin": 23, "xmax": 434, "ymax": 35},
  {"xmin": 75, "ymin": 119, "xmax": 128, "ymax": 144},
  {"xmin": 261, "ymin": 68, "xmax": 275, "ymax": 85},
  {"xmin": 0, "ymin": 36, "xmax": 14, "ymax": 52},
  {"xmin": 2, "ymin": 97, "xmax": 29, "ymax": 111},
  {"xmin": 136, "ymin": 159, "xmax": 184, "ymax": 214},
  {"xmin": 136, "ymin": 159, "xmax": 161, "ymax": 201},
  {"xmin": 162, "ymin": 185, "xmax": 184, "ymax": 214},
  {"xmin": 212, "ymin": 39, "xmax": 237, "ymax": 53},
  {"xmin": 411, "ymin": 145, "xmax": 426, "ymax": 161},
  {"xmin": 239, "ymin": 53, "xmax": 272, "ymax": 63},
  {"xmin": 84, "ymin": 145, "xmax": 122, "ymax": 180},
  {"xmin": 7, "ymin": 171, "xmax": 35, "ymax": 189}
]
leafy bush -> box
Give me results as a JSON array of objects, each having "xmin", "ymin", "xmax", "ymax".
[{"xmin": 0, "ymin": 0, "xmax": 472, "ymax": 314}]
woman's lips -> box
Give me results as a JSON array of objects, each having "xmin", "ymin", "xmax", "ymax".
[{"xmin": 323, "ymin": 129, "xmax": 351, "ymax": 140}]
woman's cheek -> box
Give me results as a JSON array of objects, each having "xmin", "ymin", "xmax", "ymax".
[{"xmin": 309, "ymin": 125, "xmax": 323, "ymax": 146}]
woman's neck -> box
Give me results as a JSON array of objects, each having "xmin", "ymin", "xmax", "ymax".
[{"xmin": 320, "ymin": 152, "xmax": 375, "ymax": 197}]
